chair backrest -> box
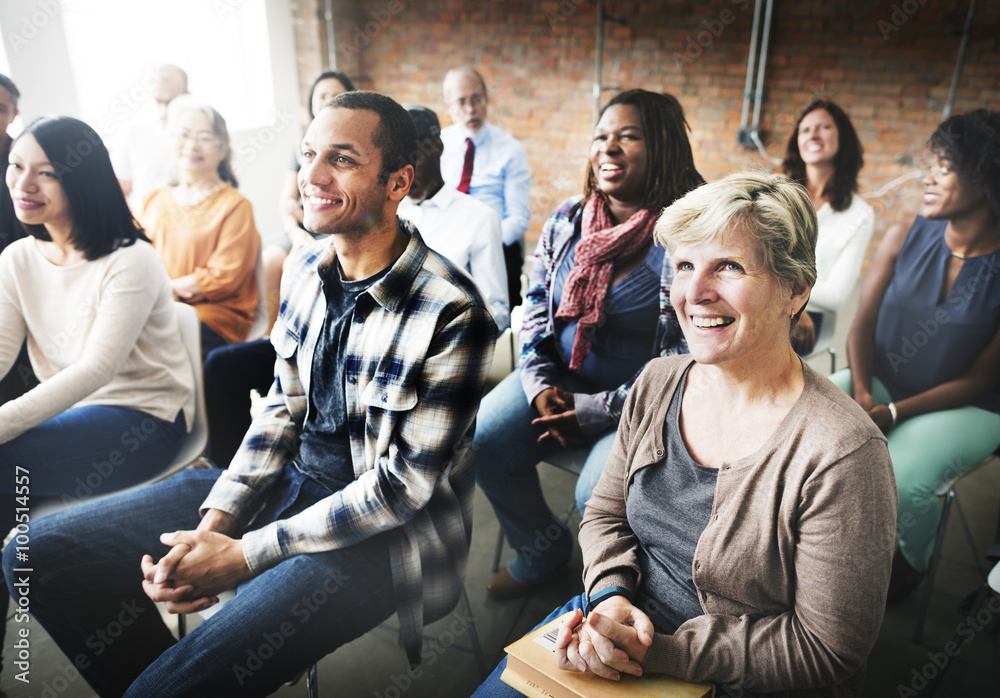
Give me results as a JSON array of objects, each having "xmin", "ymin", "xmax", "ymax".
[
  {"xmin": 808, "ymin": 309, "xmax": 837, "ymax": 359},
  {"xmin": 245, "ymin": 245, "xmax": 269, "ymax": 341},
  {"xmin": 172, "ymin": 301, "xmax": 209, "ymax": 468}
]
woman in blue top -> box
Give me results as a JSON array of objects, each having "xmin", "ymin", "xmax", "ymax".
[
  {"xmin": 475, "ymin": 89, "xmax": 702, "ymax": 598},
  {"xmin": 832, "ymin": 109, "xmax": 1000, "ymax": 603}
]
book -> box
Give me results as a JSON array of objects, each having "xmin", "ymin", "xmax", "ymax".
[{"xmin": 501, "ymin": 612, "xmax": 714, "ymax": 698}]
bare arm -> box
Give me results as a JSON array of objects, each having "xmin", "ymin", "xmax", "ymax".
[{"xmin": 845, "ymin": 219, "xmax": 912, "ymax": 411}]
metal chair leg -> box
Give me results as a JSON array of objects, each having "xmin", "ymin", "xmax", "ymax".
[
  {"xmin": 492, "ymin": 529, "xmax": 505, "ymax": 573},
  {"xmin": 952, "ymin": 495, "xmax": 987, "ymax": 578},
  {"xmin": 460, "ymin": 587, "xmax": 489, "ymax": 679},
  {"xmin": 915, "ymin": 489, "xmax": 956, "ymax": 643},
  {"xmin": 304, "ymin": 663, "xmax": 318, "ymax": 698}
]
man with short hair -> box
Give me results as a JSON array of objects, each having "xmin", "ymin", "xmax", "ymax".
[
  {"xmin": 399, "ymin": 104, "xmax": 509, "ymax": 332},
  {"xmin": 111, "ymin": 63, "xmax": 189, "ymax": 210},
  {"xmin": 8, "ymin": 91, "xmax": 497, "ymax": 697},
  {"xmin": 0, "ymin": 72, "xmax": 37, "ymax": 405},
  {"xmin": 0, "ymin": 73, "xmax": 21, "ymax": 252},
  {"xmin": 441, "ymin": 67, "xmax": 530, "ymax": 309}
]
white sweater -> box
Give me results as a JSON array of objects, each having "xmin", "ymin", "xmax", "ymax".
[
  {"xmin": 0, "ymin": 238, "xmax": 194, "ymax": 443},
  {"xmin": 808, "ymin": 194, "xmax": 875, "ymax": 314}
]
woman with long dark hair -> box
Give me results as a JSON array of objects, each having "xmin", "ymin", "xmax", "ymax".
[
  {"xmin": 0, "ymin": 115, "xmax": 193, "ymax": 478},
  {"xmin": 141, "ymin": 100, "xmax": 260, "ymax": 360},
  {"xmin": 475, "ymin": 89, "xmax": 702, "ymax": 598},
  {"xmin": 782, "ymin": 99, "xmax": 873, "ymax": 353},
  {"xmin": 0, "ymin": 119, "xmax": 194, "ymax": 647}
]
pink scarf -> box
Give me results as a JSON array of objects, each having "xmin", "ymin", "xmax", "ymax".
[{"xmin": 555, "ymin": 195, "xmax": 656, "ymax": 371}]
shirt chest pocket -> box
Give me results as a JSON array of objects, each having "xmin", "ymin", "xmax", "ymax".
[
  {"xmin": 271, "ymin": 325, "xmax": 299, "ymax": 361},
  {"xmin": 361, "ymin": 379, "xmax": 418, "ymax": 413}
]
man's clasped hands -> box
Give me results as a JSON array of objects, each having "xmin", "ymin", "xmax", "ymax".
[{"xmin": 137, "ymin": 510, "xmax": 253, "ymax": 615}]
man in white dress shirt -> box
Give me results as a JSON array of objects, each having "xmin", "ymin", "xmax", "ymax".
[
  {"xmin": 399, "ymin": 105, "xmax": 509, "ymax": 332},
  {"xmin": 440, "ymin": 67, "xmax": 530, "ymax": 310},
  {"xmin": 111, "ymin": 63, "xmax": 189, "ymax": 211}
]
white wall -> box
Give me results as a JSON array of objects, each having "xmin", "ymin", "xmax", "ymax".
[{"xmin": 0, "ymin": 0, "xmax": 303, "ymax": 240}]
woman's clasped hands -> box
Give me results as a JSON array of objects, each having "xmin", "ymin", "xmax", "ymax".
[{"xmin": 554, "ymin": 597, "xmax": 654, "ymax": 681}]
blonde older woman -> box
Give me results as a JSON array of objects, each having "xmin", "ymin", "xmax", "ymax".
[{"xmin": 474, "ymin": 172, "xmax": 897, "ymax": 698}]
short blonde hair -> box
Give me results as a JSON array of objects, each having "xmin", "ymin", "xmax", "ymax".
[{"xmin": 654, "ymin": 171, "xmax": 817, "ymax": 290}]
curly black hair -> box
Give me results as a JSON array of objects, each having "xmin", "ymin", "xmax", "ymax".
[
  {"xmin": 928, "ymin": 108, "xmax": 1000, "ymax": 220},
  {"xmin": 781, "ymin": 100, "xmax": 864, "ymax": 213}
]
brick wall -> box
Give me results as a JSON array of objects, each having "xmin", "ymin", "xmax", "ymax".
[{"xmin": 291, "ymin": 0, "xmax": 1000, "ymax": 264}]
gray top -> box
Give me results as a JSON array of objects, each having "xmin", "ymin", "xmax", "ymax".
[{"xmin": 628, "ymin": 363, "xmax": 717, "ymax": 633}]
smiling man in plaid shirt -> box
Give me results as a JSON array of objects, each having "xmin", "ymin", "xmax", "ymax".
[{"xmin": 14, "ymin": 91, "xmax": 497, "ymax": 697}]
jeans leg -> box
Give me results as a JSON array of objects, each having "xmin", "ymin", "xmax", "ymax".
[
  {"xmin": 124, "ymin": 535, "xmax": 395, "ymax": 698},
  {"xmin": 3, "ymin": 469, "xmax": 220, "ymax": 697},
  {"xmin": 204, "ymin": 339, "xmax": 277, "ymax": 467},
  {"xmin": 474, "ymin": 370, "xmax": 573, "ymax": 585},
  {"xmin": 575, "ymin": 430, "xmax": 615, "ymax": 516},
  {"xmin": 471, "ymin": 594, "xmax": 586, "ymax": 698},
  {"xmin": 0, "ymin": 406, "xmax": 185, "ymax": 658}
]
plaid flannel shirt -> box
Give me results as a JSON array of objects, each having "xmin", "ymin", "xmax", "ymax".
[
  {"xmin": 519, "ymin": 196, "xmax": 688, "ymax": 434},
  {"xmin": 200, "ymin": 219, "xmax": 497, "ymax": 664}
]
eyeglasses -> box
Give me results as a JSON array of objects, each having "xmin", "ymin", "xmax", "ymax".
[
  {"xmin": 174, "ymin": 130, "xmax": 222, "ymax": 147},
  {"xmin": 451, "ymin": 93, "xmax": 486, "ymax": 109}
]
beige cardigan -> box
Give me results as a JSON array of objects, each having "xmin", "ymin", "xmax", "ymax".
[{"xmin": 581, "ymin": 356, "xmax": 897, "ymax": 697}]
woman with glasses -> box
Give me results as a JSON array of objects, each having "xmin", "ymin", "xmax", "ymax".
[
  {"xmin": 781, "ymin": 100, "xmax": 873, "ymax": 354},
  {"xmin": 141, "ymin": 99, "xmax": 260, "ymax": 360},
  {"xmin": 831, "ymin": 109, "xmax": 1000, "ymax": 603}
]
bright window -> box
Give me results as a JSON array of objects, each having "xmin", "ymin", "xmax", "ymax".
[{"xmin": 61, "ymin": 0, "xmax": 274, "ymax": 132}]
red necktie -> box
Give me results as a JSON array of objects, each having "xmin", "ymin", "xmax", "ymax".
[{"xmin": 457, "ymin": 137, "xmax": 475, "ymax": 194}]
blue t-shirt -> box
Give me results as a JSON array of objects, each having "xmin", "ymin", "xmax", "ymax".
[
  {"xmin": 552, "ymin": 236, "xmax": 663, "ymax": 392},
  {"xmin": 873, "ymin": 216, "xmax": 1000, "ymax": 412}
]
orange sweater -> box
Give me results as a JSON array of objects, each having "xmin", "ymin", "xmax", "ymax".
[{"xmin": 142, "ymin": 185, "xmax": 260, "ymax": 344}]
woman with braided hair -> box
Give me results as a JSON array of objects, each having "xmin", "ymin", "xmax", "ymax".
[{"xmin": 475, "ymin": 89, "xmax": 703, "ymax": 598}]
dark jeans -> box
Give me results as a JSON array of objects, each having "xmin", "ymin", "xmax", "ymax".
[
  {"xmin": 0, "ymin": 406, "xmax": 184, "ymax": 672},
  {"xmin": 199, "ymin": 322, "xmax": 229, "ymax": 364},
  {"xmin": 4, "ymin": 466, "xmax": 395, "ymax": 698},
  {"xmin": 204, "ymin": 339, "xmax": 276, "ymax": 467},
  {"xmin": 503, "ymin": 242, "xmax": 523, "ymax": 309}
]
